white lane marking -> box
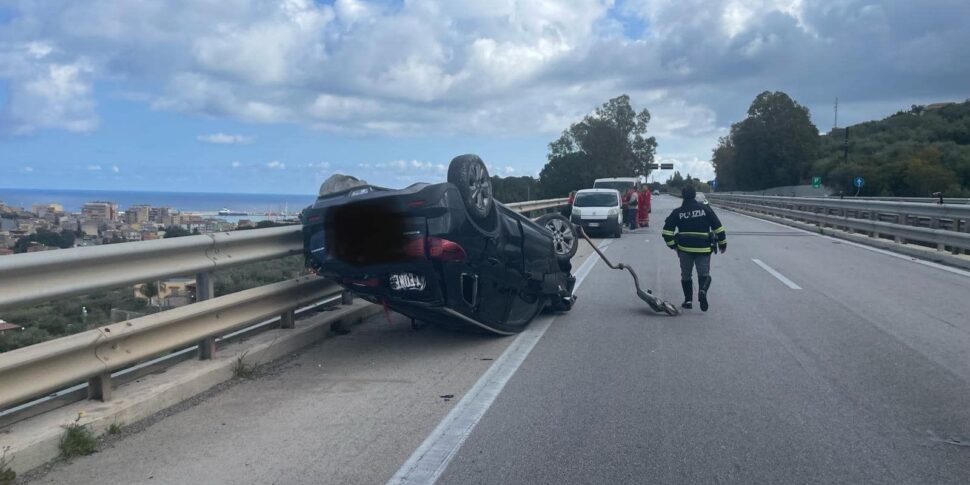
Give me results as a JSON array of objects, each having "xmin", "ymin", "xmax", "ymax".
[
  {"xmin": 726, "ymin": 208, "xmax": 970, "ymax": 279},
  {"xmin": 387, "ymin": 240, "xmax": 609, "ymax": 485},
  {"xmin": 752, "ymin": 258, "xmax": 802, "ymax": 289}
]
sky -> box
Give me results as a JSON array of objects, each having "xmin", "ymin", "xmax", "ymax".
[{"xmin": 1, "ymin": 0, "xmax": 968, "ymax": 194}]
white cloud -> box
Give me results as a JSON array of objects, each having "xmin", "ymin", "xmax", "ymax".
[
  {"xmin": 111, "ymin": 165, "xmax": 120, "ymax": 173},
  {"xmin": 21, "ymin": 166, "xmax": 34, "ymax": 173},
  {"xmin": 266, "ymin": 160, "xmax": 286, "ymax": 169},
  {"xmin": 503, "ymin": 166, "xmax": 516, "ymax": 174},
  {"xmin": 1, "ymin": 0, "xmax": 968, "ymax": 172},
  {"xmin": 197, "ymin": 133, "xmax": 253, "ymax": 144},
  {"xmin": 231, "ymin": 160, "xmax": 241, "ymax": 168},
  {"xmin": 86, "ymin": 164, "xmax": 102, "ymax": 171},
  {"xmin": 0, "ymin": 44, "xmax": 98, "ymax": 135}
]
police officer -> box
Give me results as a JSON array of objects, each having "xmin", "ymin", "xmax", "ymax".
[{"xmin": 661, "ymin": 186, "xmax": 727, "ymax": 311}]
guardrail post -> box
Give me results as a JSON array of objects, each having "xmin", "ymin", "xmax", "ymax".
[
  {"xmin": 869, "ymin": 211, "xmax": 880, "ymax": 238},
  {"xmin": 87, "ymin": 371, "xmax": 112, "ymax": 402},
  {"xmin": 341, "ymin": 289, "xmax": 355, "ymax": 305},
  {"xmin": 196, "ymin": 271, "xmax": 216, "ymax": 360},
  {"xmin": 280, "ymin": 309, "xmax": 295, "ymax": 329}
]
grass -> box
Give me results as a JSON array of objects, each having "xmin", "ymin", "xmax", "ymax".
[
  {"xmin": 232, "ymin": 352, "xmax": 259, "ymax": 379},
  {"xmin": 59, "ymin": 413, "xmax": 97, "ymax": 459},
  {"xmin": 0, "ymin": 446, "xmax": 14, "ymax": 485},
  {"xmin": 106, "ymin": 422, "xmax": 124, "ymax": 436}
]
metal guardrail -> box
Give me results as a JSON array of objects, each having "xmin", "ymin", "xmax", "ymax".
[
  {"xmin": 504, "ymin": 197, "xmax": 569, "ymax": 214},
  {"xmin": 0, "ymin": 197, "xmax": 570, "ymax": 416},
  {"xmin": 0, "ymin": 277, "xmax": 339, "ymax": 409},
  {"xmin": 838, "ymin": 196, "xmax": 970, "ymax": 204},
  {"xmin": 0, "ymin": 225, "xmax": 303, "ymax": 309},
  {"xmin": 707, "ymin": 194, "xmax": 970, "ymax": 254}
]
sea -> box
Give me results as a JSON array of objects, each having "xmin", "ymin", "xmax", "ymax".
[{"xmin": 0, "ymin": 187, "xmax": 317, "ymax": 218}]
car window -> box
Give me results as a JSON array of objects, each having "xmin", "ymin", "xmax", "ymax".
[{"xmin": 574, "ymin": 193, "xmax": 618, "ymax": 207}]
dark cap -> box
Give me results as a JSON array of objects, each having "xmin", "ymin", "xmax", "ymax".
[{"xmin": 681, "ymin": 186, "xmax": 696, "ymax": 200}]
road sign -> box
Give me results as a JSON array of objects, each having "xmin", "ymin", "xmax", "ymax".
[
  {"xmin": 647, "ymin": 163, "xmax": 659, "ymax": 170},
  {"xmin": 660, "ymin": 163, "xmax": 674, "ymax": 170},
  {"xmin": 811, "ymin": 176, "xmax": 821, "ymax": 188},
  {"xmin": 853, "ymin": 176, "xmax": 865, "ymax": 188},
  {"xmin": 710, "ymin": 179, "xmax": 717, "ymax": 189}
]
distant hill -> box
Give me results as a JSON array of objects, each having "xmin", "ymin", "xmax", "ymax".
[{"xmin": 813, "ymin": 100, "xmax": 970, "ymax": 196}]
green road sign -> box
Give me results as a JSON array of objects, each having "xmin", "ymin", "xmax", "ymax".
[
  {"xmin": 660, "ymin": 163, "xmax": 674, "ymax": 170},
  {"xmin": 648, "ymin": 163, "xmax": 659, "ymax": 170},
  {"xmin": 811, "ymin": 176, "xmax": 821, "ymax": 188}
]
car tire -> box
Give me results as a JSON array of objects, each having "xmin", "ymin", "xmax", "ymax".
[
  {"xmin": 613, "ymin": 226, "xmax": 622, "ymax": 238},
  {"xmin": 447, "ymin": 154, "xmax": 493, "ymax": 222},
  {"xmin": 536, "ymin": 213, "xmax": 578, "ymax": 264}
]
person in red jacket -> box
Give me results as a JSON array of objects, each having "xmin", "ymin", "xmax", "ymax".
[{"xmin": 637, "ymin": 186, "xmax": 651, "ymax": 227}]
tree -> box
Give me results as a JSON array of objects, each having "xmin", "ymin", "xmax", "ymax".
[
  {"xmin": 163, "ymin": 226, "xmax": 191, "ymax": 238},
  {"xmin": 138, "ymin": 281, "xmax": 166, "ymax": 307},
  {"xmin": 714, "ymin": 91, "xmax": 819, "ymax": 190},
  {"xmin": 491, "ymin": 176, "xmax": 539, "ymax": 203},
  {"xmin": 13, "ymin": 229, "xmax": 75, "ymax": 253},
  {"xmin": 538, "ymin": 152, "xmax": 594, "ymax": 198},
  {"xmin": 538, "ymin": 95, "xmax": 657, "ymax": 197}
]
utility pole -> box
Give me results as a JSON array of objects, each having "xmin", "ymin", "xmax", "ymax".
[{"xmin": 833, "ymin": 97, "xmax": 839, "ymax": 132}]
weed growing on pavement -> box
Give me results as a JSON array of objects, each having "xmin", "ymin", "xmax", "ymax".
[
  {"xmin": 0, "ymin": 446, "xmax": 15, "ymax": 485},
  {"xmin": 59, "ymin": 413, "xmax": 97, "ymax": 459},
  {"xmin": 106, "ymin": 421, "xmax": 124, "ymax": 436},
  {"xmin": 233, "ymin": 352, "xmax": 259, "ymax": 379}
]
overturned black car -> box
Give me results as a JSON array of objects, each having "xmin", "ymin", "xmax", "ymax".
[{"xmin": 301, "ymin": 154, "xmax": 578, "ymax": 335}]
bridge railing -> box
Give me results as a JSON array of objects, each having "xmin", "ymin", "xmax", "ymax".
[
  {"xmin": 707, "ymin": 194, "xmax": 970, "ymax": 254},
  {"xmin": 0, "ymin": 197, "xmax": 569, "ymax": 420}
]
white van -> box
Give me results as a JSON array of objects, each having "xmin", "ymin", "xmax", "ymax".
[
  {"xmin": 592, "ymin": 177, "xmax": 640, "ymax": 195},
  {"xmin": 570, "ymin": 188, "xmax": 623, "ymax": 238}
]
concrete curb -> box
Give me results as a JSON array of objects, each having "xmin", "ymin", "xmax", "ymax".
[
  {"xmin": 717, "ymin": 205, "xmax": 970, "ymax": 271},
  {"xmin": 1, "ymin": 301, "xmax": 381, "ymax": 476}
]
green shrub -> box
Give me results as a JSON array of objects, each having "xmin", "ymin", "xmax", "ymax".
[{"xmin": 59, "ymin": 413, "xmax": 97, "ymax": 459}]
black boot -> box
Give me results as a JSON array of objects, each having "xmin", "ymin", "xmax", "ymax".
[
  {"xmin": 698, "ymin": 276, "xmax": 711, "ymax": 312},
  {"xmin": 680, "ymin": 280, "xmax": 693, "ymax": 309}
]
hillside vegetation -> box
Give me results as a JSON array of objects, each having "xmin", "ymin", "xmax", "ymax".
[
  {"xmin": 714, "ymin": 94, "xmax": 970, "ymax": 196},
  {"xmin": 813, "ymin": 102, "xmax": 970, "ymax": 196}
]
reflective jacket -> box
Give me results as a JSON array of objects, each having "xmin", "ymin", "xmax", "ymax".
[{"xmin": 662, "ymin": 199, "xmax": 727, "ymax": 253}]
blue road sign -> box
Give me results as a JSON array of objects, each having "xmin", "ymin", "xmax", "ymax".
[
  {"xmin": 853, "ymin": 176, "xmax": 865, "ymax": 188},
  {"xmin": 710, "ymin": 180, "xmax": 717, "ymax": 189}
]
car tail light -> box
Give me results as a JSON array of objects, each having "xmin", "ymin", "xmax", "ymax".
[
  {"xmin": 403, "ymin": 237, "xmax": 426, "ymax": 258},
  {"xmin": 407, "ymin": 199, "xmax": 426, "ymax": 207},
  {"xmin": 427, "ymin": 237, "xmax": 466, "ymax": 262},
  {"xmin": 401, "ymin": 236, "xmax": 466, "ymax": 262}
]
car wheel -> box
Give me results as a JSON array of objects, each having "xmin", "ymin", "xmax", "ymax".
[
  {"xmin": 536, "ymin": 213, "xmax": 578, "ymax": 264},
  {"xmin": 614, "ymin": 226, "xmax": 622, "ymax": 238},
  {"xmin": 447, "ymin": 154, "xmax": 493, "ymax": 222}
]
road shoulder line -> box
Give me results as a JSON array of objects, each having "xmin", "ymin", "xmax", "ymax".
[
  {"xmin": 752, "ymin": 258, "xmax": 803, "ymax": 289},
  {"xmin": 387, "ymin": 239, "xmax": 608, "ymax": 485}
]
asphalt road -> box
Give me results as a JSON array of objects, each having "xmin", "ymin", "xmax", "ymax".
[
  {"xmin": 29, "ymin": 196, "xmax": 970, "ymax": 484},
  {"xmin": 437, "ymin": 195, "xmax": 970, "ymax": 484}
]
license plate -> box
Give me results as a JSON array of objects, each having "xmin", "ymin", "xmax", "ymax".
[
  {"xmin": 587, "ymin": 222, "xmax": 600, "ymax": 227},
  {"xmin": 390, "ymin": 273, "xmax": 426, "ymax": 291}
]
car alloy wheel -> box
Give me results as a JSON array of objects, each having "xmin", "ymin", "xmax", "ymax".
[
  {"xmin": 467, "ymin": 162, "xmax": 492, "ymax": 215},
  {"xmin": 545, "ymin": 217, "xmax": 575, "ymax": 256}
]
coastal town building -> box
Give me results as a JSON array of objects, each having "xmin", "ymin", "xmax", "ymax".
[{"xmin": 82, "ymin": 201, "xmax": 118, "ymax": 222}]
